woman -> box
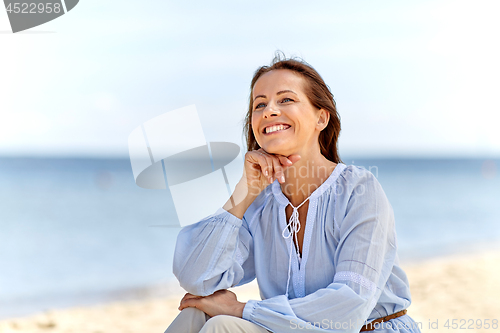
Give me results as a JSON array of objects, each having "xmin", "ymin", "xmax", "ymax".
[{"xmin": 165, "ymin": 54, "xmax": 422, "ymax": 333}]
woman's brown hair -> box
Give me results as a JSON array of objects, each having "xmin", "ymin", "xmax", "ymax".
[{"xmin": 243, "ymin": 52, "xmax": 342, "ymax": 164}]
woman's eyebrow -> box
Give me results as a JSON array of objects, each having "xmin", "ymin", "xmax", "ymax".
[
  {"xmin": 277, "ymin": 89, "xmax": 297, "ymax": 96},
  {"xmin": 253, "ymin": 90, "xmax": 297, "ymax": 102},
  {"xmin": 253, "ymin": 94, "xmax": 266, "ymax": 102}
]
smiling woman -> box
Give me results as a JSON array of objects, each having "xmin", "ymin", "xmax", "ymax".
[{"xmin": 164, "ymin": 52, "xmax": 422, "ymax": 333}]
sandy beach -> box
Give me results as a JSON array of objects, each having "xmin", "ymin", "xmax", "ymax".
[{"xmin": 1, "ymin": 249, "xmax": 499, "ymax": 333}]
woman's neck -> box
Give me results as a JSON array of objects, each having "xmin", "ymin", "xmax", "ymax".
[{"xmin": 280, "ymin": 151, "xmax": 337, "ymax": 207}]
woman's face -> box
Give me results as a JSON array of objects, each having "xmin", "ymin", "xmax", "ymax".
[{"xmin": 251, "ymin": 69, "xmax": 328, "ymax": 157}]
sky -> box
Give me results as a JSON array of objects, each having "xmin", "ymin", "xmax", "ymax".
[{"xmin": 1, "ymin": 0, "xmax": 499, "ymax": 159}]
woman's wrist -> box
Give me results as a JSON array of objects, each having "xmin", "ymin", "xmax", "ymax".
[
  {"xmin": 233, "ymin": 301, "xmax": 247, "ymax": 318},
  {"xmin": 223, "ymin": 179, "xmax": 260, "ymax": 220}
]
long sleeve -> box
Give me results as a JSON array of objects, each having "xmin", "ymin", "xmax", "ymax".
[
  {"xmin": 173, "ymin": 206, "xmax": 256, "ymax": 296},
  {"xmin": 242, "ymin": 168, "xmax": 398, "ymax": 332}
]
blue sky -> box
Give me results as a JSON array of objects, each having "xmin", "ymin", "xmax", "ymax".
[{"xmin": 1, "ymin": 0, "xmax": 499, "ymax": 158}]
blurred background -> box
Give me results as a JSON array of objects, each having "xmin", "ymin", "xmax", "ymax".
[{"xmin": 1, "ymin": 0, "xmax": 499, "ymax": 322}]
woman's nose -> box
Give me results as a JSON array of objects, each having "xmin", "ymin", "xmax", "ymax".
[{"xmin": 263, "ymin": 104, "xmax": 280, "ymax": 118}]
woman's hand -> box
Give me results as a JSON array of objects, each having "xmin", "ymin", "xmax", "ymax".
[
  {"xmin": 223, "ymin": 148, "xmax": 301, "ymax": 219},
  {"xmin": 178, "ymin": 290, "xmax": 246, "ymax": 318},
  {"xmin": 243, "ymin": 148, "xmax": 301, "ymax": 196}
]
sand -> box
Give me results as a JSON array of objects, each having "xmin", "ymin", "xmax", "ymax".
[{"xmin": 1, "ymin": 250, "xmax": 499, "ymax": 333}]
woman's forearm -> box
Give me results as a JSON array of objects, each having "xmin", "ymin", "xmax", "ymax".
[{"xmin": 223, "ymin": 178, "xmax": 261, "ymax": 220}]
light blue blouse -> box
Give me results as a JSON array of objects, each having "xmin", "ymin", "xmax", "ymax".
[{"xmin": 173, "ymin": 164, "xmax": 422, "ymax": 333}]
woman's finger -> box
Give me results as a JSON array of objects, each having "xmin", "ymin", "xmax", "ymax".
[
  {"xmin": 276, "ymin": 154, "xmax": 293, "ymax": 167},
  {"xmin": 179, "ymin": 294, "xmax": 204, "ymax": 310},
  {"xmin": 179, "ymin": 297, "xmax": 203, "ymax": 311},
  {"xmin": 247, "ymin": 150, "xmax": 267, "ymax": 177},
  {"xmin": 256, "ymin": 149, "xmax": 274, "ymax": 183},
  {"xmin": 270, "ymin": 154, "xmax": 285, "ymax": 183},
  {"xmin": 179, "ymin": 293, "xmax": 201, "ymax": 307},
  {"xmin": 258, "ymin": 149, "xmax": 301, "ymax": 183}
]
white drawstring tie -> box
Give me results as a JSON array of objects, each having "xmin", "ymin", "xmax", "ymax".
[{"xmin": 281, "ymin": 194, "xmax": 311, "ymax": 298}]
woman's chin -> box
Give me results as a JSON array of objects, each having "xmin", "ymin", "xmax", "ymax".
[{"xmin": 261, "ymin": 145, "xmax": 292, "ymax": 156}]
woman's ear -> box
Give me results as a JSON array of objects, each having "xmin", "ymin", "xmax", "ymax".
[{"xmin": 316, "ymin": 109, "xmax": 330, "ymax": 131}]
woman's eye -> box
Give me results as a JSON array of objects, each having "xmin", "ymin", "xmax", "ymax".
[
  {"xmin": 255, "ymin": 103, "xmax": 265, "ymax": 109},
  {"xmin": 281, "ymin": 98, "xmax": 293, "ymax": 103}
]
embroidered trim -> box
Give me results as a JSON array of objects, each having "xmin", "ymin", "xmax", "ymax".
[
  {"xmin": 235, "ymin": 247, "xmax": 245, "ymax": 266},
  {"xmin": 296, "ymin": 198, "xmax": 318, "ymax": 297},
  {"xmin": 334, "ymin": 271, "xmax": 377, "ymax": 293},
  {"xmin": 338, "ymin": 260, "xmax": 379, "ymax": 273},
  {"xmin": 332, "ymin": 182, "xmax": 339, "ymax": 234},
  {"xmin": 368, "ymin": 297, "xmax": 378, "ymax": 311}
]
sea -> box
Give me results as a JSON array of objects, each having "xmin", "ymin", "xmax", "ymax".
[{"xmin": 1, "ymin": 156, "xmax": 499, "ymax": 319}]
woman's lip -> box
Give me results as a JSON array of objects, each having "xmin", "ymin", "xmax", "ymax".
[
  {"xmin": 262, "ymin": 124, "xmax": 291, "ymax": 134},
  {"xmin": 263, "ymin": 126, "xmax": 291, "ymax": 135}
]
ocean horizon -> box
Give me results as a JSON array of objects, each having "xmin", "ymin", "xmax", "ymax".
[{"xmin": 1, "ymin": 156, "xmax": 499, "ymax": 319}]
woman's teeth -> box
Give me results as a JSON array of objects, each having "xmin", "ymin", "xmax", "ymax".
[{"xmin": 265, "ymin": 125, "xmax": 290, "ymax": 134}]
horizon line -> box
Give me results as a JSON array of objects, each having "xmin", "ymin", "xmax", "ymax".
[{"xmin": 0, "ymin": 153, "xmax": 499, "ymax": 160}]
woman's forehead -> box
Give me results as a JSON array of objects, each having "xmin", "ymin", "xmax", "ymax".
[{"xmin": 253, "ymin": 70, "xmax": 305, "ymax": 97}]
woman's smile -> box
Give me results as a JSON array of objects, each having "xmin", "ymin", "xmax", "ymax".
[{"xmin": 263, "ymin": 124, "xmax": 292, "ymax": 135}]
